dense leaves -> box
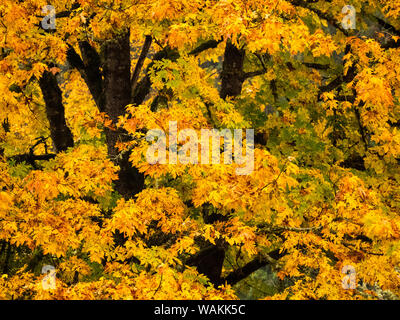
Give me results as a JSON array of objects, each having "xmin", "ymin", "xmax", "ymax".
[{"xmin": 0, "ymin": 0, "xmax": 399, "ymax": 300}]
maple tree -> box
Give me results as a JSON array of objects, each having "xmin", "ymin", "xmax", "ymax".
[{"xmin": 0, "ymin": 0, "xmax": 400, "ymax": 300}]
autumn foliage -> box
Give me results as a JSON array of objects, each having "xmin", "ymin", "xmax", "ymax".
[{"xmin": 0, "ymin": 0, "xmax": 400, "ymax": 300}]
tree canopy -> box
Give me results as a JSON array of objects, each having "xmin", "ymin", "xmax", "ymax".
[{"xmin": 0, "ymin": 0, "xmax": 400, "ymax": 300}]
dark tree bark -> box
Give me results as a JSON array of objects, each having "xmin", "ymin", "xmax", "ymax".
[
  {"xmin": 101, "ymin": 31, "xmax": 145, "ymax": 198},
  {"xmin": 131, "ymin": 35, "xmax": 152, "ymax": 95},
  {"xmin": 67, "ymin": 42, "xmax": 104, "ymax": 111},
  {"xmin": 219, "ymin": 249, "xmax": 284, "ymax": 286},
  {"xmin": 219, "ymin": 41, "xmax": 246, "ymax": 99},
  {"xmin": 187, "ymin": 245, "xmax": 226, "ymax": 285},
  {"xmin": 131, "ymin": 46, "xmax": 179, "ymax": 106},
  {"xmin": 189, "ymin": 39, "xmax": 222, "ymax": 56},
  {"xmin": 2, "ymin": 243, "xmax": 12, "ymax": 274},
  {"xmin": 38, "ymin": 71, "xmax": 74, "ymax": 153},
  {"xmin": 79, "ymin": 41, "xmax": 105, "ymax": 111},
  {"xmin": 101, "ymin": 32, "xmax": 132, "ymax": 156}
]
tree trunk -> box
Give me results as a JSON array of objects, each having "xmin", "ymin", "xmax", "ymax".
[
  {"xmin": 219, "ymin": 41, "xmax": 246, "ymax": 99},
  {"xmin": 101, "ymin": 31, "xmax": 144, "ymax": 198}
]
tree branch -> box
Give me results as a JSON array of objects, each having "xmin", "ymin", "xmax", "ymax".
[
  {"xmin": 131, "ymin": 47, "xmax": 179, "ymax": 105},
  {"xmin": 131, "ymin": 38, "xmax": 221, "ymax": 105},
  {"xmin": 131, "ymin": 35, "xmax": 152, "ymax": 94},
  {"xmin": 374, "ymin": 16, "xmax": 400, "ymax": 37},
  {"xmin": 242, "ymin": 69, "xmax": 267, "ymax": 80},
  {"xmin": 374, "ymin": 16, "xmax": 400, "ymax": 49},
  {"xmin": 67, "ymin": 42, "xmax": 104, "ymax": 111},
  {"xmin": 319, "ymin": 65, "xmax": 357, "ymax": 94},
  {"xmin": 219, "ymin": 249, "xmax": 284, "ymax": 286},
  {"xmin": 189, "ymin": 39, "xmax": 223, "ymax": 56},
  {"xmin": 303, "ymin": 62, "xmax": 329, "ymax": 70},
  {"xmin": 8, "ymin": 153, "xmax": 56, "ymax": 166},
  {"xmin": 38, "ymin": 70, "xmax": 74, "ymax": 153}
]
